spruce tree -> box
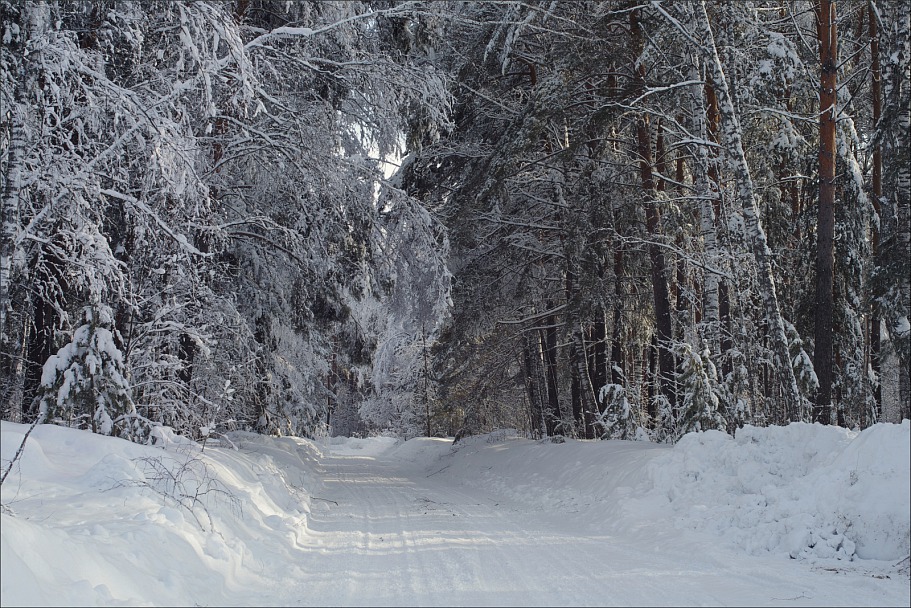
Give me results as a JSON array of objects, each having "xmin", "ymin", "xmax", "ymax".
[{"xmin": 38, "ymin": 305, "xmax": 147, "ymax": 441}]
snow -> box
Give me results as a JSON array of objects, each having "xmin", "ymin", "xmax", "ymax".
[
  {"xmin": 896, "ymin": 315, "xmax": 910, "ymax": 338},
  {"xmin": 2, "ymin": 421, "xmax": 908, "ymax": 606}
]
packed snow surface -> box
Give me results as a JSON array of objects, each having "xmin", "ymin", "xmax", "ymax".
[{"xmin": 1, "ymin": 420, "xmax": 908, "ymax": 606}]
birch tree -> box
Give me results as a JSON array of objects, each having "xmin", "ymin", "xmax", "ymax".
[{"xmin": 688, "ymin": 1, "xmax": 803, "ymax": 421}]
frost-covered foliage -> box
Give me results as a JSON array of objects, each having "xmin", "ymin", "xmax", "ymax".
[
  {"xmin": 1, "ymin": 1, "xmax": 452, "ymax": 441},
  {"xmin": 676, "ymin": 343, "xmax": 725, "ymax": 435},
  {"xmin": 2, "ymin": 0, "xmax": 907, "ymax": 443},
  {"xmin": 361, "ymin": 0, "xmax": 905, "ymax": 438},
  {"xmin": 38, "ymin": 305, "xmax": 147, "ymax": 441},
  {"xmin": 596, "ymin": 384, "xmax": 645, "ymax": 441},
  {"xmin": 360, "ymin": 186, "xmax": 451, "ymax": 438}
]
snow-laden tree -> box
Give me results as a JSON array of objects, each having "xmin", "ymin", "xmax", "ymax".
[
  {"xmin": 38, "ymin": 304, "xmax": 147, "ymax": 441},
  {"xmin": 676, "ymin": 342, "xmax": 725, "ymax": 435},
  {"xmin": 3, "ymin": 0, "xmax": 905, "ymax": 444},
  {"xmin": 1, "ymin": 0, "xmax": 453, "ymax": 440},
  {"xmin": 596, "ymin": 383, "xmax": 645, "ymax": 441},
  {"xmin": 359, "ymin": 177, "xmax": 451, "ymax": 438}
]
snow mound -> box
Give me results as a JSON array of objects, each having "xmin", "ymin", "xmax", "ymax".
[
  {"xmin": 2, "ymin": 420, "xmax": 908, "ymax": 606},
  {"xmin": 646, "ymin": 421, "xmax": 910, "ymax": 561},
  {"xmin": 324, "ymin": 435, "xmax": 399, "ymax": 457},
  {"xmin": 384, "ymin": 436, "xmax": 452, "ymax": 462},
  {"xmin": 1, "ymin": 423, "xmax": 321, "ymax": 606},
  {"xmin": 428, "ymin": 422, "xmax": 910, "ymax": 565}
]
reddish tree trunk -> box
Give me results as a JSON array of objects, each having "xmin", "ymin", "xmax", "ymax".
[
  {"xmin": 869, "ymin": 0, "xmax": 883, "ymax": 418},
  {"xmin": 813, "ymin": 0, "xmax": 838, "ymax": 424},
  {"xmin": 633, "ymin": 11, "xmax": 676, "ymax": 421}
]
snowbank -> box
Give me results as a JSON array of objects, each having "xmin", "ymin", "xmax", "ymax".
[
  {"xmin": 645, "ymin": 421, "xmax": 910, "ymax": 561},
  {"xmin": 427, "ymin": 422, "xmax": 910, "ymax": 564},
  {"xmin": 0, "ymin": 424, "xmax": 320, "ymax": 607}
]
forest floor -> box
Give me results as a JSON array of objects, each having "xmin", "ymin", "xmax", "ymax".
[{"xmin": 1, "ymin": 421, "xmax": 909, "ymax": 606}]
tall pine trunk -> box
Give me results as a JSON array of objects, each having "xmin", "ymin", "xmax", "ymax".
[
  {"xmin": 633, "ymin": 10, "xmax": 676, "ymax": 422},
  {"xmin": 869, "ymin": 0, "xmax": 883, "ymax": 419},
  {"xmin": 814, "ymin": 0, "xmax": 838, "ymax": 424}
]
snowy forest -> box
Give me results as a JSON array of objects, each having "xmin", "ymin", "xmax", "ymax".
[{"xmin": 1, "ymin": 0, "xmax": 909, "ymax": 446}]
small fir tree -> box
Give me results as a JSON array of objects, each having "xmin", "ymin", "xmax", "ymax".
[
  {"xmin": 38, "ymin": 305, "xmax": 147, "ymax": 441},
  {"xmin": 785, "ymin": 321, "xmax": 818, "ymax": 423},
  {"xmin": 677, "ymin": 343, "xmax": 726, "ymax": 434},
  {"xmin": 596, "ymin": 384, "xmax": 643, "ymax": 440}
]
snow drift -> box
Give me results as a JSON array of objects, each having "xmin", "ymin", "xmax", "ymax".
[
  {"xmin": 646, "ymin": 422, "xmax": 910, "ymax": 561},
  {"xmin": 431, "ymin": 422, "xmax": 910, "ymax": 564}
]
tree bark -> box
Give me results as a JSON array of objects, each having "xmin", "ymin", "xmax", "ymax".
[
  {"xmin": 1, "ymin": 1, "xmax": 50, "ymax": 423},
  {"xmin": 610, "ymin": 246, "xmax": 625, "ymax": 387},
  {"xmin": 688, "ymin": 62, "xmax": 722, "ymax": 356},
  {"xmin": 540, "ymin": 313, "xmax": 562, "ymax": 435},
  {"xmin": 588, "ymin": 313, "xmax": 607, "ymax": 407},
  {"xmin": 703, "ymin": 77, "xmax": 732, "ymax": 367},
  {"xmin": 879, "ymin": 0, "xmax": 910, "ymax": 418},
  {"xmin": 869, "ymin": 0, "xmax": 883, "ymax": 418},
  {"xmin": 813, "ymin": 0, "xmax": 838, "ymax": 424},
  {"xmin": 633, "ymin": 10, "xmax": 677, "ymax": 421},
  {"xmin": 522, "ymin": 333, "xmax": 545, "ymax": 436}
]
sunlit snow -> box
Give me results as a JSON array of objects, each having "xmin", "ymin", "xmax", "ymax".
[{"xmin": 1, "ymin": 421, "xmax": 908, "ymax": 606}]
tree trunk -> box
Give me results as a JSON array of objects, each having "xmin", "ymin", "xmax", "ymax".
[
  {"xmin": 646, "ymin": 334, "xmax": 659, "ymax": 420},
  {"xmin": 880, "ymin": 0, "xmax": 910, "ymax": 418},
  {"xmin": 610, "ymin": 246, "xmax": 625, "ymax": 387},
  {"xmin": 588, "ymin": 312, "xmax": 607, "ymax": 409},
  {"xmin": 674, "ymin": 143, "xmax": 690, "ymax": 327},
  {"xmin": 869, "ymin": 0, "xmax": 883, "ymax": 419},
  {"xmin": 632, "ymin": 10, "xmax": 676, "ymax": 418},
  {"xmin": 694, "ymin": 1, "xmax": 803, "ymax": 421},
  {"xmin": 703, "ymin": 77, "xmax": 733, "ymax": 369},
  {"xmin": 1, "ymin": 2, "xmax": 50, "ymax": 423},
  {"xmin": 637, "ymin": 115, "xmax": 677, "ymax": 419},
  {"xmin": 523, "ymin": 333, "xmax": 545, "ymax": 436},
  {"xmin": 813, "ymin": 0, "xmax": 838, "ymax": 424},
  {"xmin": 867, "ymin": 0, "xmax": 910, "ymax": 422},
  {"xmin": 564, "ymin": 229, "xmax": 591, "ymax": 437},
  {"xmin": 540, "ymin": 314, "xmax": 562, "ymax": 435},
  {"xmin": 0, "ymin": 98, "xmax": 25, "ymax": 352},
  {"xmin": 688, "ymin": 62, "xmax": 722, "ymax": 356}
]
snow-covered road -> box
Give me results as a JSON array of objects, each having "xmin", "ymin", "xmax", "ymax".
[{"xmin": 282, "ymin": 442, "xmax": 906, "ymax": 607}]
